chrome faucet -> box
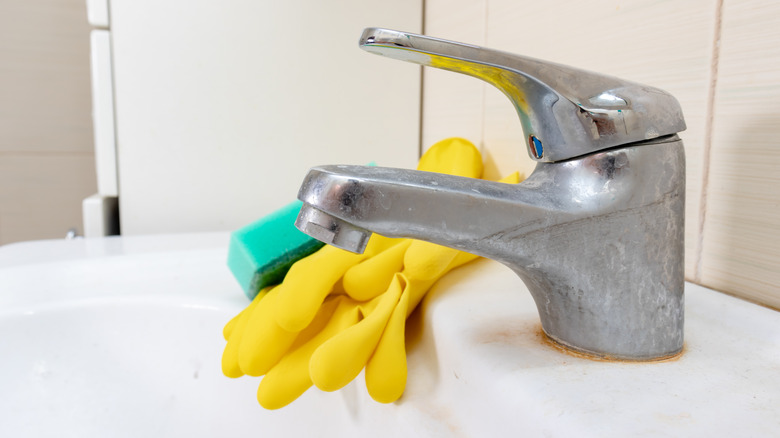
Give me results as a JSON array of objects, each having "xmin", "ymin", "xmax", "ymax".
[{"xmin": 295, "ymin": 28, "xmax": 686, "ymax": 360}]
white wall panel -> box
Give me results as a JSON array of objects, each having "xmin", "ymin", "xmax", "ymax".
[
  {"xmin": 110, "ymin": 0, "xmax": 422, "ymax": 235},
  {"xmin": 421, "ymin": 0, "xmax": 487, "ymax": 167}
]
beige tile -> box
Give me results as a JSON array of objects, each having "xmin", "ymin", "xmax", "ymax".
[
  {"xmin": 423, "ymin": 1, "xmax": 720, "ymax": 268},
  {"xmin": 699, "ymin": 0, "xmax": 780, "ymax": 308},
  {"xmin": 0, "ymin": 0, "xmax": 93, "ymax": 154},
  {"xmin": 0, "ymin": 154, "xmax": 97, "ymax": 245},
  {"xmin": 423, "ymin": 0, "xmax": 718, "ymax": 269},
  {"xmin": 480, "ymin": 0, "xmax": 718, "ymax": 276}
]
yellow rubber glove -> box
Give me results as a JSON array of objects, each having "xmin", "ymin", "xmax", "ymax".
[
  {"xmin": 256, "ymin": 285, "xmax": 397, "ymax": 409},
  {"xmin": 222, "ymin": 138, "xmax": 479, "ymax": 380},
  {"xmin": 364, "ymin": 172, "xmax": 520, "ymax": 403},
  {"xmin": 308, "ymin": 172, "xmax": 521, "ymax": 403},
  {"xmin": 221, "ymin": 286, "xmax": 269, "ymax": 378},
  {"xmin": 236, "ymin": 235, "xmax": 401, "ymax": 377},
  {"xmin": 221, "ymin": 137, "xmax": 521, "ymax": 409}
]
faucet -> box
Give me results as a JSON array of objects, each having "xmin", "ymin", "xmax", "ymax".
[{"xmin": 295, "ymin": 28, "xmax": 686, "ymax": 361}]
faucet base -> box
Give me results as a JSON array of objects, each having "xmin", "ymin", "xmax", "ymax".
[
  {"xmin": 542, "ymin": 329, "xmax": 685, "ymax": 362},
  {"xmin": 296, "ymin": 137, "xmax": 687, "ymax": 361}
]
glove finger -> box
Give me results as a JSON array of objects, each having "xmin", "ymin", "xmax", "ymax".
[
  {"xmin": 257, "ymin": 296, "xmax": 360, "ymax": 409},
  {"xmin": 403, "ymin": 240, "xmax": 461, "ymax": 281},
  {"xmin": 447, "ymin": 249, "xmax": 482, "ymax": 270},
  {"xmin": 362, "ymin": 252, "xmax": 481, "ymax": 400},
  {"xmin": 238, "ymin": 286, "xmax": 299, "ymax": 376},
  {"xmin": 309, "ymin": 274, "xmax": 404, "ymax": 392},
  {"xmin": 343, "ymin": 239, "xmax": 411, "ymax": 301},
  {"xmin": 417, "ymin": 137, "xmax": 483, "ymax": 178},
  {"xmin": 404, "ymin": 250, "xmax": 481, "ymax": 318},
  {"xmin": 399, "ymin": 171, "xmax": 520, "ymax": 315},
  {"xmin": 365, "ymin": 277, "xmax": 411, "ymax": 403},
  {"xmin": 240, "ymin": 274, "xmax": 362, "ymax": 379},
  {"xmin": 223, "ymin": 307, "xmax": 245, "ymax": 341},
  {"xmin": 274, "ymin": 234, "xmax": 397, "ymax": 332},
  {"xmin": 498, "ymin": 171, "xmax": 522, "ymax": 184},
  {"xmin": 221, "ymin": 288, "xmax": 269, "ymax": 378}
]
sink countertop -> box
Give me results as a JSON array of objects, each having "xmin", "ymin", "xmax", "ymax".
[
  {"xmin": 405, "ymin": 259, "xmax": 780, "ymax": 437},
  {"xmin": 1, "ymin": 233, "xmax": 778, "ymax": 437}
]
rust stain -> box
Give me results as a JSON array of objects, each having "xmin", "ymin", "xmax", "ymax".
[
  {"xmin": 537, "ymin": 325, "xmax": 686, "ymax": 363},
  {"xmin": 471, "ymin": 319, "xmax": 538, "ymax": 349}
]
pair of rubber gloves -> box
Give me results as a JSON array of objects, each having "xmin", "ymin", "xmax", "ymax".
[{"xmin": 221, "ymin": 138, "xmax": 520, "ymax": 409}]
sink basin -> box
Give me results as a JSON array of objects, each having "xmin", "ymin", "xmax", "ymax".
[{"xmin": 1, "ymin": 233, "xmax": 778, "ymax": 436}]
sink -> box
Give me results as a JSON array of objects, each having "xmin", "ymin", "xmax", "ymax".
[{"xmin": 1, "ymin": 233, "xmax": 778, "ymax": 436}]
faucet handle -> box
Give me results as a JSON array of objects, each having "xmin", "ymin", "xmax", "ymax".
[{"xmin": 359, "ymin": 28, "xmax": 686, "ymax": 162}]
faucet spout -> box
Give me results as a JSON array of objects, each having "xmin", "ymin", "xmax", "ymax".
[
  {"xmin": 297, "ymin": 137, "xmax": 686, "ymax": 360},
  {"xmin": 297, "ymin": 165, "xmax": 552, "ymax": 262}
]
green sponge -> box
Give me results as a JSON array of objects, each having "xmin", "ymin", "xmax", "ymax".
[{"xmin": 227, "ymin": 200, "xmax": 324, "ymax": 299}]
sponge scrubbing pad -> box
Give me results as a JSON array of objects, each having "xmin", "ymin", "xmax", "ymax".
[{"xmin": 227, "ymin": 200, "xmax": 324, "ymax": 299}]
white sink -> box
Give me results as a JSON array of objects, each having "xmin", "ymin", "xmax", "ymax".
[{"xmin": 1, "ymin": 233, "xmax": 778, "ymax": 437}]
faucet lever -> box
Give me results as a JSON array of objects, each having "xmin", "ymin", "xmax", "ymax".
[{"xmin": 359, "ymin": 27, "xmax": 686, "ymax": 162}]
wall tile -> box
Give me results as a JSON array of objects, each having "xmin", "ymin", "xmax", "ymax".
[
  {"xmin": 0, "ymin": 0, "xmax": 96, "ymax": 245},
  {"xmin": 424, "ymin": 0, "xmax": 719, "ymax": 277},
  {"xmin": 0, "ymin": 0, "xmax": 93, "ymax": 154},
  {"xmin": 484, "ymin": 0, "xmax": 718, "ymax": 279},
  {"xmin": 0, "ymin": 155, "xmax": 97, "ymax": 245},
  {"xmin": 700, "ymin": 0, "xmax": 780, "ymax": 308}
]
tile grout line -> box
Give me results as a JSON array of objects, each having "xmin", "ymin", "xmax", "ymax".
[
  {"xmin": 479, "ymin": 0, "xmax": 489, "ymax": 151},
  {"xmin": 695, "ymin": 0, "xmax": 725, "ymax": 283},
  {"xmin": 0, "ymin": 151, "xmax": 95, "ymax": 157},
  {"xmin": 106, "ymin": 13, "xmax": 122, "ymax": 203},
  {"xmin": 418, "ymin": 0, "xmax": 426, "ymax": 158}
]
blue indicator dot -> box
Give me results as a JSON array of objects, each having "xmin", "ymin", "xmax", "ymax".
[{"xmin": 529, "ymin": 135, "xmax": 543, "ymax": 159}]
